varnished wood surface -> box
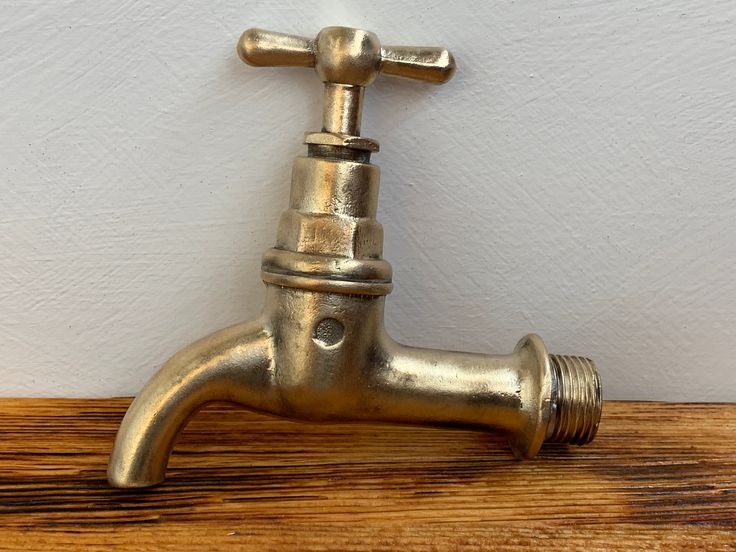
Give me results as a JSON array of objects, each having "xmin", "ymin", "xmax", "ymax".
[{"xmin": 0, "ymin": 399, "xmax": 734, "ymax": 550}]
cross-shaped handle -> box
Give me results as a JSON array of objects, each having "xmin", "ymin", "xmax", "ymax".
[{"xmin": 237, "ymin": 27, "xmax": 456, "ymax": 136}]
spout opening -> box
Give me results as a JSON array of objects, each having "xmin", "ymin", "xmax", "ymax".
[{"xmin": 547, "ymin": 355, "xmax": 602, "ymax": 445}]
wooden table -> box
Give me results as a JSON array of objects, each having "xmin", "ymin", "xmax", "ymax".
[{"xmin": 0, "ymin": 399, "xmax": 734, "ymax": 550}]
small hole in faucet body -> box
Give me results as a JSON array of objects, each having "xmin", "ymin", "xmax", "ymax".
[{"xmin": 313, "ymin": 318, "xmax": 345, "ymax": 348}]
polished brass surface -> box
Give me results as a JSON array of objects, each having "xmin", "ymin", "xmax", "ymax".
[{"xmin": 108, "ymin": 26, "xmax": 603, "ymax": 488}]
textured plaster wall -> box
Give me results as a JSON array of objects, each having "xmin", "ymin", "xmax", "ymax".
[{"xmin": 2, "ymin": 1, "xmax": 735, "ymax": 400}]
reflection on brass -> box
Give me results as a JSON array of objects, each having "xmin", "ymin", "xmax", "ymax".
[{"xmin": 108, "ymin": 26, "xmax": 602, "ymax": 488}]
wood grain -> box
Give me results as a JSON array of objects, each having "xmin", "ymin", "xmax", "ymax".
[{"xmin": 0, "ymin": 399, "xmax": 734, "ymax": 550}]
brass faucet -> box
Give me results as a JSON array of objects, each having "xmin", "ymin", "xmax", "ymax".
[{"xmin": 108, "ymin": 27, "xmax": 602, "ymax": 488}]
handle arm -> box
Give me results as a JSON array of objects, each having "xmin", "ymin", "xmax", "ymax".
[{"xmin": 237, "ymin": 28, "xmax": 315, "ymax": 68}]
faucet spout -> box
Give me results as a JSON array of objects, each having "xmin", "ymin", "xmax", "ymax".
[{"xmin": 107, "ymin": 321, "xmax": 276, "ymax": 488}]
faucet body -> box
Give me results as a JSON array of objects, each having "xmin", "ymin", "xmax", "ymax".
[{"xmin": 108, "ymin": 27, "xmax": 602, "ymax": 488}]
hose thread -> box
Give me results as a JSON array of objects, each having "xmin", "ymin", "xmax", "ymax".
[{"xmin": 548, "ymin": 354, "xmax": 602, "ymax": 445}]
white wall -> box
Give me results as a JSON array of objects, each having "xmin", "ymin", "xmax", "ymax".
[{"xmin": 2, "ymin": 0, "xmax": 735, "ymax": 400}]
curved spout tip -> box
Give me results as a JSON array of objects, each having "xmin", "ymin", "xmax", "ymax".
[
  {"xmin": 107, "ymin": 321, "xmax": 274, "ymax": 488},
  {"xmin": 107, "ymin": 457, "xmax": 164, "ymax": 489}
]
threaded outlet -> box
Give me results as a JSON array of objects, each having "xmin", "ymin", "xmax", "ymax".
[{"xmin": 547, "ymin": 355, "xmax": 602, "ymax": 445}]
